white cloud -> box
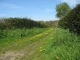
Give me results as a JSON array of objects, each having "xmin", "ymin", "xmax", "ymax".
[
  {"xmin": 0, "ymin": 3, "xmax": 22, "ymax": 9},
  {"xmin": 61, "ymin": 0, "xmax": 76, "ymax": 5},
  {"xmin": 43, "ymin": 8, "xmax": 54, "ymax": 13}
]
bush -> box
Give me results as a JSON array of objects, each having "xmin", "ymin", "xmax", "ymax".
[
  {"xmin": 59, "ymin": 4, "xmax": 80, "ymax": 34},
  {"xmin": 0, "ymin": 17, "xmax": 48, "ymax": 30}
]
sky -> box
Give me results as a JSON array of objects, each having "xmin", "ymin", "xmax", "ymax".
[{"xmin": 0, "ymin": 0, "xmax": 77, "ymax": 21}]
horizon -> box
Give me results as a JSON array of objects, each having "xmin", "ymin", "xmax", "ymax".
[{"xmin": 0, "ymin": 0, "xmax": 76, "ymax": 21}]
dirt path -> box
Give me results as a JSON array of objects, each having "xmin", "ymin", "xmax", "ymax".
[{"xmin": 0, "ymin": 28, "xmax": 53, "ymax": 60}]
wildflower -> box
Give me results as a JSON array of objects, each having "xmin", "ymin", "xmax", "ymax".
[
  {"xmin": 40, "ymin": 47, "xmax": 42, "ymax": 49},
  {"xmin": 40, "ymin": 50, "xmax": 43, "ymax": 52},
  {"xmin": 56, "ymin": 56, "xmax": 59, "ymax": 60}
]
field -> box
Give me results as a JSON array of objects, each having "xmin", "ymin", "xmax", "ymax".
[{"xmin": 0, "ymin": 28, "xmax": 80, "ymax": 60}]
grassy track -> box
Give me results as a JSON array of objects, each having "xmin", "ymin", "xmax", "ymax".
[
  {"xmin": 0, "ymin": 28, "xmax": 49, "ymax": 53},
  {"xmin": 0, "ymin": 28, "xmax": 80, "ymax": 60},
  {"xmin": 20, "ymin": 28, "xmax": 53, "ymax": 60},
  {"xmin": 0, "ymin": 28, "xmax": 53, "ymax": 60}
]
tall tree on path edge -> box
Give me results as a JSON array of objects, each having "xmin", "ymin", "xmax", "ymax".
[{"xmin": 56, "ymin": 2, "xmax": 71, "ymax": 18}]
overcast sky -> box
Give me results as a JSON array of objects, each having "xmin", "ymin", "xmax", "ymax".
[{"xmin": 0, "ymin": 0, "xmax": 76, "ymax": 21}]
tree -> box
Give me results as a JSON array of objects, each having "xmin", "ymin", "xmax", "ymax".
[
  {"xmin": 76, "ymin": 0, "xmax": 80, "ymax": 5},
  {"xmin": 59, "ymin": 4, "xmax": 80, "ymax": 34},
  {"xmin": 56, "ymin": 2, "xmax": 71, "ymax": 18}
]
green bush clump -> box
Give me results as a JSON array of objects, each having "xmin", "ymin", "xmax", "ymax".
[
  {"xmin": 59, "ymin": 4, "xmax": 80, "ymax": 34},
  {"xmin": 0, "ymin": 17, "xmax": 49, "ymax": 38},
  {"xmin": 4, "ymin": 18, "xmax": 45, "ymax": 29},
  {"xmin": 0, "ymin": 17, "xmax": 48, "ymax": 30}
]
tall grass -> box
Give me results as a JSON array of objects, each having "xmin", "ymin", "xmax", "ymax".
[
  {"xmin": 32, "ymin": 28, "xmax": 80, "ymax": 60},
  {"xmin": 46, "ymin": 28, "xmax": 79, "ymax": 60},
  {"xmin": 0, "ymin": 28, "xmax": 49, "ymax": 53},
  {"xmin": 0, "ymin": 28, "xmax": 80, "ymax": 60},
  {"xmin": 0, "ymin": 28, "xmax": 48, "ymax": 39}
]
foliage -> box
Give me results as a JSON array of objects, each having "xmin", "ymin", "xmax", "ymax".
[
  {"xmin": 0, "ymin": 28, "xmax": 80, "ymax": 60},
  {"xmin": 0, "ymin": 28, "xmax": 48, "ymax": 39},
  {"xmin": 0, "ymin": 28, "xmax": 50, "ymax": 52},
  {"xmin": 0, "ymin": 17, "xmax": 48, "ymax": 30},
  {"xmin": 59, "ymin": 4, "xmax": 80, "ymax": 34},
  {"xmin": 56, "ymin": 2, "xmax": 71, "ymax": 18},
  {"xmin": 29, "ymin": 28, "xmax": 80, "ymax": 60},
  {"xmin": 0, "ymin": 17, "xmax": 49, "ymax": 38},
  {"xmin": 0, "ymin": 19, "xmax": 6, "ymax": 30},
  {"xmin": 44, "ymin": 20, "xmax": 59, "ymax": 27}
]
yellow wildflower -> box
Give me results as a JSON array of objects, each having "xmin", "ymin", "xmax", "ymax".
[
  {"xmin": 56, "ymin": 56, "xmax": 59, "ymax": 60},
  {"xmin": 40, "ymin": 50, "xmax": 43, "ymax": 52},
  {"xmin": 40, "ymin": 47, "xmax": 42, "ymax": 49}
]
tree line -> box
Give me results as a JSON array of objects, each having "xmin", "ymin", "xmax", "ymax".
[
  {"xmin": 56, "ymin": 2, "xmax": 80, "ymax": 35},
  {"xmin": 0, "ymin": 17, "xmax": 49, "ymax": 30}
]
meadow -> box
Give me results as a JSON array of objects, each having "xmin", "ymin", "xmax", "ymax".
[
  {"xmin": 0, "ymin": 27, "xmax": 80, "ymax": 60},
  {"xmin": 0, "ymin": 2, "xmax": 80, "ymax": 60},
  {"xmin": 0, "ymin": 28, "xmax": 49, "ymax": 52}
]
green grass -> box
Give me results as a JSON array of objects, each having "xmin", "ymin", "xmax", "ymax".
[
  {"xmin": 0, "ymin": 28, "xmax": 80, "ymax": 60},
  {"xmin": 0, "ymin": 28, "xmax": 49, "ymax": 53},
  {"xmin": 29, "ymin": 28, "xmax": 80, "ymax": 60},
  {"xmin": 20, "ymin": 28, "xmax": 80, "ymax": 60}
]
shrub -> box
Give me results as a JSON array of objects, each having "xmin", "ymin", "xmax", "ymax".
[
  {"xmin": 59, "ymin": 4, "xmax": 80, "ymax": 34},
  {"xmin": 0, "ymin": 17, "xmax": 48, "ymax": 30}
]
